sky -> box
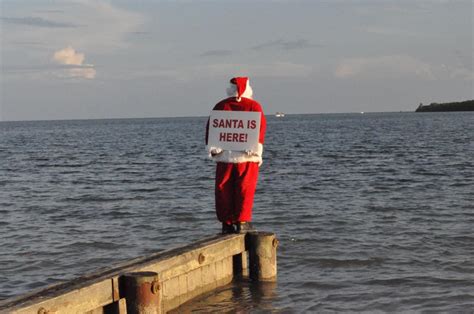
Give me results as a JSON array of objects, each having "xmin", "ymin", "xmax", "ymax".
[{"xmin": 0, "ymin": 0, "xmax": 472, "ymax": 121}]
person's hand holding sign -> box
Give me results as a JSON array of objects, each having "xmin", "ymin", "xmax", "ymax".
[
  {"xmin": 210, "ymin": 148, "xmax": 223, "ymax": 157},
  {"xmin": 244, "ymin": 149, "xmax": 258, "ymax": 156}
]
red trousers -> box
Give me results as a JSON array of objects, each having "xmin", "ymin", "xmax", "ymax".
[{"xmin": 215, "ymin": 162, "xmax": 260, "ymax": 224}]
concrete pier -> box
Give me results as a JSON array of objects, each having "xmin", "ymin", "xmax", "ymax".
[
  {"xmin": 0, "ymin": 232, "xmax": 277, "ymax": 314},
  {"xmin": 248, "ymin": 232, "xmax": 278, "ymax": 282}
]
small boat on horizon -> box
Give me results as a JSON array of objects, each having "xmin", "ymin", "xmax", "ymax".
[{"xmin": 275, "ymin": 112, "xmax": 285, "ymax": 117}]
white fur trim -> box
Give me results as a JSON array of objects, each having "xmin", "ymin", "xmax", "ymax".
[
  {"xmin": 207, "ymin": 143, "xmax": 263, "ymax": 164},
  {"xmin": 226, "ymin": 80, "xmax": 254, "ymax": 100}
]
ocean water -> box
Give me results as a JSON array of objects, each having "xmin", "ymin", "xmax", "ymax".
[{"xmin": 0, "ymin": 112, "xmax": 473, "ymax": 312}]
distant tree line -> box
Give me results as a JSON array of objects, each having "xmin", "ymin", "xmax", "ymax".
[{"xmin": 416, "ymin": 100, "xmax": 474, "ymax": 112}]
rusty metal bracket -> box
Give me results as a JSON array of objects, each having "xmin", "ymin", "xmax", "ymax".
[
  {"xmin": 198, "ymin": 253, "xmax": 206, "ymax": 264},
  {"xmin": 151, "ymin": 280, "xmax": 161, "ymax": 295},
  {"xmin": 272, "ymin": 238, "xmax": 279, "ymax": 248},
  {"xmin": 37, "ymin": 308, "xmax": 49, "ymax": 314}
]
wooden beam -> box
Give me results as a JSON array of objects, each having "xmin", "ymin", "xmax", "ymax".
[{"xmin": 0, "ymin": 234, "xmax": 245, "ymax": 314}]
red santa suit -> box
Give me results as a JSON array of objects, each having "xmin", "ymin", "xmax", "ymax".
[{"xmin": 205, "ymin": 77, "xmax": 266, "ymax": 227}]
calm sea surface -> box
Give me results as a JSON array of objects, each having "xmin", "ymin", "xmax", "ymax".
[{"xmin": 1, "ymin": 112, "xmax": 473, "ymax": 312}]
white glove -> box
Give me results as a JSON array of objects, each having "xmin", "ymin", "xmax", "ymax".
[
  {"xmin": 210, "ymin": 148, "xmax": 223, "ymax": 156},
  {"xmin": 258, "ymin": 159, "xmax": 263, "ymax": 167}
]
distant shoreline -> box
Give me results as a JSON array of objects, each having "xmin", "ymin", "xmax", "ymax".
[{"xmin": 416, "ymin": 100, "xmax": 474, "ymax": 112}]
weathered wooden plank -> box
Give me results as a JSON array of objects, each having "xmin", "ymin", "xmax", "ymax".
[
  {"xmin": 133, "ymin": 234, "xmax": 245, "ymax": 282},
  {"xmin": 187, "ymin": 268, "xmax": 202, "ymax": 300},
  {"xmin": 163, "ymin": 275, "xmax": 181, "ymax": 313},
  {"xmin": 85, "ymin": 306, "xmax": 104, "ymax": 314},
  {"xmin": 178, "ymin": 274, "xmax": 187, "ymax": 298},
  {"xmin": 7, "ymin": 279, "xmax": 113, "ymax": 314},
  {"xmin": 162, "ymin": 277, "xmax": 180, "ymax": 301},
  {"xmin": 215, "ymin": 258, "xmax": 224, "ymax": 281},
  {"xmin": 223, "ymin": 256, "xmax": 233, "ymax": 278},
  {"xmin": 0, "ymin": 234, "xmax": 246, "ymax": 314},
  {"xmin": 100, "ymin": 298, "xmax": 127, "ymax": 314},
  {"xmin": 201, "ymin": 263, "xmax": 216, "ymax": 288}
]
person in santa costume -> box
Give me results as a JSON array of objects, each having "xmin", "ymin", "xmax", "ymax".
[{"xmin": 205, "ymin": 77, "xmax": 267, "ymax": 234}]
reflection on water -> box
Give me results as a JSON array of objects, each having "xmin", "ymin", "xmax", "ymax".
[{"xmin": 173, "ymin": 279, "xmax": 280, "ymax": 313}]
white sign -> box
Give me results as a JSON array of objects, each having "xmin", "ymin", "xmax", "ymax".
[{"xmin": 208, "ymin": 110, "xmax": 261, "ymax": 152}]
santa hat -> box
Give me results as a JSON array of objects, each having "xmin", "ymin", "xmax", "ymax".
[{"xmin": 227, "ymin": 77, "xmax": 253, "ymax": 101}]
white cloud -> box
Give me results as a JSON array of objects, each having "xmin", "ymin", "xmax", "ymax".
[
  {"xmin": 53, "ymin": 46, "xmax": 96, "ymax": 79},
  {"xmin": 53, "ymin": 46, "xmax": 85, "ymax": 65},
  {"xmin": 62, "ymin": 67, "xmax": 96, "ymax": 79},
  {"xmin": 2, "ymin": 1, "xmax": 144, "ymax": 80}
]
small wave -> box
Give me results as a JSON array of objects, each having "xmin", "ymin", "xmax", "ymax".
[
  {"xmin": 171, "ymin": 212, "xmax": 197, "ymax": 222},
  {"xmin": 26, "ymin": 280, "xmax": 56, "ymax": 291},
  {"xmin": 300, "ymin": 186, "xmax": 320, "ymax": 191},
  {"xmin": 450, "ymin": 235, "xmax": 474, "ymax": 242},
  {"xmin": 411, "ymin": 171, "xmax": 445, "ymax": 176},
  {"xmin": 449, "ymin": 182, "xmax": 472, "ymax": 187},
  {"xmin": 105, "ymin": 211, "xmax": 135, "ymax": 218},
  {"xmin": 365, "ymin": 277, "xmax": 412, "ymax": 286},
  {"xmin": 61, "ymin": 195, "xmax": 129, "ymax": 203},
  {"xmin": 299, "ymin": 281, "xmax": 348, "ymax": 290},
  {"xmin": 129, "ymin": 162, "xmax": 161, "ymax": 166},
  {"xmin": 10, "ymin": 261, "xmax": 48, "ymax": 273},
  {"xmin": 367, "ymin": 205, "xmax": 404, "ymax": 212},
  {"xmin": 195, "ymin": 176, "xmax": 213, "ymax": 181},
  {"xmin": 85, "ymin": 257, "xmax": 114, "ymax": 264},
  {"xmin": 58, "ymin": 241, "xmax": 122, "ymax": 250},
  {"xmin": 29, "ymin": 157, "xmax": 50, "ymax": 162},
  {"xmin": 129, "ymin": 187, "xmax": 161, "ymax": 193},
  {"xmin": 36, "ymin": 163, "xmax": 89, "ymax": 168},
  {"xmin": 366, "ymin": 276, "xmax": 471, "ymax": 288},
  {"xmin": 148, "ymin": 177, "xmax": 173, "ymax": 182},
  {"xmin": 112, "ymin": 167, "xmax": 129, "ymax": 171},
  {"xmin": 57, "ymin": 170, "xmax": 81, "ymax": 175},
  {"xmin": 309, "ymin": 257, "xmax": 384, "ymax": 268}
]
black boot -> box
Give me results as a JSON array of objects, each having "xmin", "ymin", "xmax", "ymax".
[
  {"xmin": 235, "ymin": 222, "xmax": 254, "ymax": 234},
  {"xmin": 222, "ymin": 223, "xmax": 235, "ymax": 234}
]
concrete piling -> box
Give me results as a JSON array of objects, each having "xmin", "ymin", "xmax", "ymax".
[
  {"xmin": 247, "ymin": 232, "xmax": 278, "ymax": 282},
  {"xmin": 121, "ymin": 272, "xmax": 162, "ymax": 314}
]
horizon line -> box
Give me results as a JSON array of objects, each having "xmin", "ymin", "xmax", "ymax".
[{"xmin": 0, "ymin": 110, "xmax": 417, "ymax": 123}]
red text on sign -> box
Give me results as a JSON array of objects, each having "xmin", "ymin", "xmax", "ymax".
[
  {"xmin": 219, "ymin": 132, "xmax": 248, "ymax": 143},
  {"xmin": 213, "ymin": 119, "xmax": 244, "ymax": 129}
]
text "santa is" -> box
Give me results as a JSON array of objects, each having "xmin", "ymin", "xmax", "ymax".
[{"xmin": 212, "ymin": 118, "xmax": 257, "ymax": 129}]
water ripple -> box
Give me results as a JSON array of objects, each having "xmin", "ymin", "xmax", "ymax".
[{"xmin": 1, "ymin": 113, "xmax": 474, "ymax": 311}]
